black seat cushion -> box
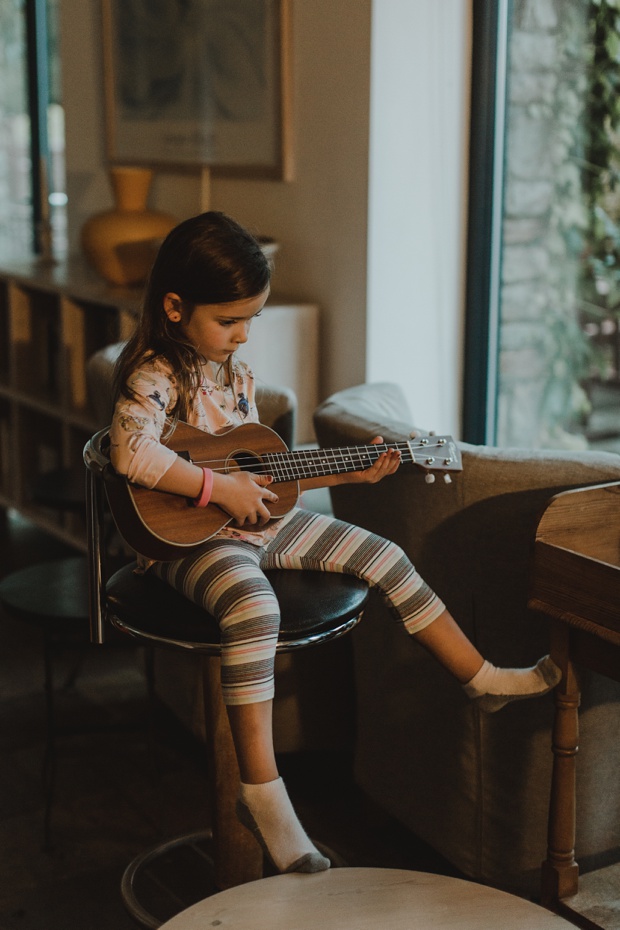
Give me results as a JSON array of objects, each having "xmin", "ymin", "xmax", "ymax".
[{"xmin": 106, "ymin": 564, "xmax": 369, "ymax": 650}]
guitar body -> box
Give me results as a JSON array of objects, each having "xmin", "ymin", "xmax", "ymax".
[{"xmin": 105, "ymin": 421, "xmax": 300, "ymax": 562}]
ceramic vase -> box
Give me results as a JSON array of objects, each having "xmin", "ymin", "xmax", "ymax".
[{"xmin": 81, "ymin": 166, "xmax": 176, "ymax": 287}]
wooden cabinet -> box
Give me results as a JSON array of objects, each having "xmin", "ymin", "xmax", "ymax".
[{"xmin": 0, "ymin": 256, "xmax": 319, "ymax": 551}]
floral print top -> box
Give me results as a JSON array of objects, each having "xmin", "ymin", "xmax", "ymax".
[{"xmin": 109, "ymin": 355, "xmax": 294, "ymax": 556}]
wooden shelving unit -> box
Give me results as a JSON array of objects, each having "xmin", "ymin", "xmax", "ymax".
[
  {"xmin": 0, "ymin": 255, "xmax": 320, "ymax": 551},
  {"xmin": 0, "ymin": 256, "xmax": 142, "ymax": 551}
]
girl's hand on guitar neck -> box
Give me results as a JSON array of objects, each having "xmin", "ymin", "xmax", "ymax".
[
  {"xmin": 299, "ymin": 436, "xmax": 401, "ymax": 493},
  {"xmin": 211, "ymin": 470, "xmax": 279, "ymax": 526},
  {"xmin": 345, "ymin": 436, "xmax": 401, "ymax": 485}
]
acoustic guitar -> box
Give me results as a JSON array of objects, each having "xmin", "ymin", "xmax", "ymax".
[{"xmin": 104, "ymin": 420, "xmax": 462, "ymax": 561}]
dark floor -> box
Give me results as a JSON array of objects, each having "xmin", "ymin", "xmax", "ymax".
[{"xmin": 0, "ymin": 510, "xmax": 459, "ymax": 930}]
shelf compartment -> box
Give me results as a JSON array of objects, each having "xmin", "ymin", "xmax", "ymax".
[
  {"xmin": 67, "ymin": 422, "xmax": 93, "ymax": 469},
  {"xmin": 16, "ymin": 408, "xmax": 64, "ymax": 528},
  {"xmin": 62, "ymin": 423, "xmax": 92, "ymax": 541},
  {"xmin": 0, "ymin": 398, "xmax": 13, "ymax": 499},
  {"xmin": 10, "ymin": 284, "xmax": 62, "ymax": 405},
  {"xmin": 60, "ymin": 297, "xmax": 129, "ymax": 416}
]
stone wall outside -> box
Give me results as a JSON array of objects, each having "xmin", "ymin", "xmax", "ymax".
[{"xmin": 497, "ymin": 0, "xmax": 590, "ymax": 448}]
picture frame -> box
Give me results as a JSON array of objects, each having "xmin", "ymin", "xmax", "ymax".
[{"xmin": 102, "ymin": 0, "xmax": 292, "ymax": 179}]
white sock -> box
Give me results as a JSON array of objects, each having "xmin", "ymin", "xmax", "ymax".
[
  {"xmin": 463, "ymin": 655, "xmax": 561, "ymax": 712},
  {"xmin": 238, "ymin": 777, "xmax": 330, "ymax": 873}
]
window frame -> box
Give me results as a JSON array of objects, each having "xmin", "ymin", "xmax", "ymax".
[
  {"xmin": 462, "ymin": 0, "xmax": 511, "ymax": 444},
  {"xmin": 25, "ymin": 0, "xmax": 52, "ymax": 255}
]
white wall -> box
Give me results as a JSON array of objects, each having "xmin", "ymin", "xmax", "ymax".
[
  {"xmin": 367, "ymin": 0, "xmax": 472, "ymax": 436},
  {"xmin": 60, "ymin": 0, "xmax": 372, "ymax": 399},
  {"xmin": 60, "ymin": 0, "xmax": 471, "ymax": 427}
]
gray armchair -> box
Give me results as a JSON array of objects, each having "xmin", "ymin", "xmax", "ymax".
[{"xmin": 314, "ymin": 381, "xmax": 620, "ymax": 898}]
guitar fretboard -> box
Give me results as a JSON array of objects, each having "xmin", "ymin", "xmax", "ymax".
[{"xmin": 259, "ymin": 439, "xmax": 456, "ymax": 483}]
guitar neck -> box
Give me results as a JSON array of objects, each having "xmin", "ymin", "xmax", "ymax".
[{"xmin": 260, "ymin": 439, "xmax": 459, "ymax": 483}]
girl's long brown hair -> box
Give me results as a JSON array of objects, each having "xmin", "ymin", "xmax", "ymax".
[{"xmin": 114, "ymin": 211, "xmax": 271, "ymax": 421}]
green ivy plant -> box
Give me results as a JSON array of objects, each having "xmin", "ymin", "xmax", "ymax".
[
  {"xmin": 582, "ymin": 0, "xmax": 620, "ymax": 206},
  {"xmin": 568, "ymin": 0, "xmax": 620, "ymax": 413},
  {"xmin": 525, "ymin": 2, "xmax": 595, "ymax": 445},
  {"xmin": 499, "ymin": 1, "xmax": 620, "ymax": 447},
  {"xmin": 580, "ymin": 0, "xmax": 620, "ymax": 319}
]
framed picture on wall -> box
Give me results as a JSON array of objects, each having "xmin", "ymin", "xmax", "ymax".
[{"xmin": 102, "ymin": 0, "xmax": 292, "ymax": 179}]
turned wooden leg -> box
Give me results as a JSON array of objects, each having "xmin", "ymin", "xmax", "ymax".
[
  {"xmin": 201, "ymin": 655, "xmax": 263, "ymax": 890},
  {"xmin": 541, "ymin": 621, "xmax": 580, "ymax": 906}
]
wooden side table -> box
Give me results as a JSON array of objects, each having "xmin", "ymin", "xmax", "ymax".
[
  {"xmin": 529, "ymin": 480, "xmax": 620, "ymax": 930},
  {"xmin": 159, "ymin": 868, "xmax": 577, "ymax": 930}
]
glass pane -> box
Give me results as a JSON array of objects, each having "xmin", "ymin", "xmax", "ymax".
[
  {"xmin": 496, "ymin": 0, "xmax": 620, "ymax": 453},
  {"xmin": 47, "ymin": 0, "xmax": 67, "ymax": 257},
  {"xmin": 0, "ymin": 0, "xmax": 31, "ymax": 257}
]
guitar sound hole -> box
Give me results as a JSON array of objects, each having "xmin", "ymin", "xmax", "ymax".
[{"xmin": 229, "ymin": 451, "xmax": 264, "ymax": 475}]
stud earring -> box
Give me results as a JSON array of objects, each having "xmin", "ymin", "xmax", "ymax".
[{"xmin": 170, "ymin": 312, "xmax": 181, "ymax": 322}]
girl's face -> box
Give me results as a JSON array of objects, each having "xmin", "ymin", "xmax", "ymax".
[{"xmin": 164, "ymin": 288, "xmax": 269, "ymax": 364}]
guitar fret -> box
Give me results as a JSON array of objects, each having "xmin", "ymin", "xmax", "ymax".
[{"xmin": 264, "ymin": 453, "xmax": 289, "ymax": 482}]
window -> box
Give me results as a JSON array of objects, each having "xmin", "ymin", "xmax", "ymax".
[
  {"xmin": 464, "ymin": 0, "xmax": 620, "ymax": 454},
  {"xmin": 0, "ymin": 0, "xmax": 65, "ymax": 260}
]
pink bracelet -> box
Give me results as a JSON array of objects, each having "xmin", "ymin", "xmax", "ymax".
[{"xmin": 191, "ymin": 467, "xmax": 214, "ymax": 508}]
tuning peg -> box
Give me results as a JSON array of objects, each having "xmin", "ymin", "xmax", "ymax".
[
  {"xmin": 425, "ymin": 473, "xmax": 435, "ymax": 484},
  {"xmin": 444, "ymin": 474, "xmax": 452, "ymax": 484}
]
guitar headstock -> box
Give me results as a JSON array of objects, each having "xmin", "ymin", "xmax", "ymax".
[{"xmin": 406, "ymin": 435, "xmax": 462, "ymax": 484}]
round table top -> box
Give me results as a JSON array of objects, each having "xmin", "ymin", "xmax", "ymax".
[{"xmin": 159, "ymin": 867, "xmax": 575, "ymax": 930}]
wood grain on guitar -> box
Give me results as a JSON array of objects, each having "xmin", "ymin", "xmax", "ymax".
[{"xmin": 105, "ymin": 421, "xmax": 462, "ymax": 561}]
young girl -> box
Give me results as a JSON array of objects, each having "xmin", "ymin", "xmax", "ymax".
[{"xmin": 110, "ymin": 211, "xmax": 560, "ymax": 876}]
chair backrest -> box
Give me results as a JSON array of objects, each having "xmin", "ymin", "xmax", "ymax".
[{"xmin": 84, "ymin": 428, "xmax": 114, "ymax": 644}]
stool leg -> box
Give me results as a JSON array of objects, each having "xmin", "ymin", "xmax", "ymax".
[
  {"xmin": 142, "ymin": 645, "xmax": 159, "ymax": 780},
  {"xmin": 41, "ymin": 629, "xmax": 56, "ymax": 852},
  {"xmin": 60, "ymin": 648, "xmax": 86, "ymax": 691},
  {"xmin": 201, "ymin": 655, "xmax": 263, "ymax": 890},
  {"xmin": 541, "ymin": 621, "xmax": 580, "ymax": 905}
]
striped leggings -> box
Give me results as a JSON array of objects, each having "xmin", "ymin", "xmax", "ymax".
[{"xmin": 153, "ymin": 508, "xmax": 445, "ymax": 705}]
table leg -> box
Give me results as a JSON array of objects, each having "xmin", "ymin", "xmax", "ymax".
[{"xmin": 541, "ymin": 621, "xmax": 580, "ymax": 905}]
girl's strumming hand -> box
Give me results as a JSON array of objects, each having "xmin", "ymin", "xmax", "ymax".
[
  {"xmin": 346, "ymin": 436, "xmax": 401, "ymax": 485},
  {"xmin": 210, "ymin": 470, "xmax": 279, "ymax": 526}
]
